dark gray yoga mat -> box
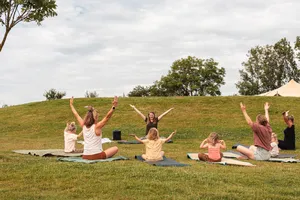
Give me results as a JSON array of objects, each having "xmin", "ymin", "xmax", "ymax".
[
  {"xmin": 13, "ymin": 149, "xmax": 82, "ymax": 157},
  {"xmin": 224, "ymin": 150, "xmax": 297, "ymax": 158},
  {"xmin": 57, "ymin": 156, "xmax": 129, "ymax": 164},
  {"xmin": 135, "ymin": 155, "xmax": 189, "ymax": 167}
]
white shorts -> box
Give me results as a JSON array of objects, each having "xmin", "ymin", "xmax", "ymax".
[{"xmin": 252, "ymin": 146, "xmax": 271, "ymax": 160}]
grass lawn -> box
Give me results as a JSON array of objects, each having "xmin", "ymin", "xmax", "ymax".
[{"xmin": 0, "ymin": 96, "xmax": 300, "ymax": 200}]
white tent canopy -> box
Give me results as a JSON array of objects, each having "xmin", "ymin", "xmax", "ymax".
[{"xmin": 258, "ymin": 79, "xmax": 300, "ymax": 97}]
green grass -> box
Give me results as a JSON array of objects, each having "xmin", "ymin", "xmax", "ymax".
[{"xmin": 1, "ymin": 96, "xmax": 300, "ymax": 200}]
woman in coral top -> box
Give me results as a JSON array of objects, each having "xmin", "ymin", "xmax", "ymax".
[{"xmin": 198, "ymin": 132, "xmax": 226, "ymax": 162}]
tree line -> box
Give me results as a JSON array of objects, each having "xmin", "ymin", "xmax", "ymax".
[{"xmin": 129, "ymin": 37, "xmax": 300, "ymax": 97}]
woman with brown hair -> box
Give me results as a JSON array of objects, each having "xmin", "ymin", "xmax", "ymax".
[
  {"xmin": 236, "ymin": 102, "xmax": 272, "ymax": 160},
  {"xmin": 129, "ymin": 104, "xmax": 174, "ymax": 135},
  {"xmin": 69, "ymin": 96, "xmax": 118, "ymax": 160},
  {"xmin": 278, "ymin": 111, "xmax": 295, "ymax": 150}
]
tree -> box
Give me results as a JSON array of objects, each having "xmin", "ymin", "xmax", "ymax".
[
  {"xmin": 156, "ymin": 56, "xmax": 226, "ymax": 96},
  {"xmin": 0, "ymin": 0, "xmax": 57, "ymax": 52},
  {"xmin": 43, "ymin": 88, "xmax": 66, "ymax": 100},
  {"xmin": 128, "ymin": 85, "xmax": 150, "ymax": 97},
  {"xmin": 128, "ymin": 56, "xmax": 226, "ymax": 97},
  {"xmin": 295, "ymin": 36, "xmax": 300, "ymax": 61},
  {"xmin": 85, "ymin": 91, "xmax": 99, "ymax": 98},
  {"xmin": 1, "ymin": 104, "xmax": 8, "ymax": 108},
  {"xmin": 236, "ymin": 37, "xmax": 300, "ymax": 95}
]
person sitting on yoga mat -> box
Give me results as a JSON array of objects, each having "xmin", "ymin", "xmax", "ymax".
[
  {"xmin": 130, "ymin": 128, "xmax": 176, "ymax": 161},
  {"xmin": 270, "ymin": 132, "xmax": 279, "ymax": 157},
  {"xmin": 278, "ymin": 111, "xmax": 295, "ymax": 150},
  {"xmin": 70, "ymin": 96, "xmax": 118, "ymax": 160},
  {"xmin": 237, "ymin": 102, "xmax": 272, "ymax": 160},
  {"xmin": 64, "ymin": 122, "xmax": 83, "ymax": 153},
  {"xmin": 129, "ymin": 104, "xmax": 174, "ymax": 135},
  {"xmin": 198, "ymin": 132, "xmax": 226, "ymax": 162}
]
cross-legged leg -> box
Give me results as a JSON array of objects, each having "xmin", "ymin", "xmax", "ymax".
[
  {"xmin": 104, "ymin": 146, "xmax": 118, "ymax": 158},
  {"xmin": 237, "ymin": 145, "xmax": 255, "ymax": 160}
]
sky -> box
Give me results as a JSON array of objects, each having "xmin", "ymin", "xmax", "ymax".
[{"xmin": 1, "ymin": 0, "xmax": 300, "ymax": 106}]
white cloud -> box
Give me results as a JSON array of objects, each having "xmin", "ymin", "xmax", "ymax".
[{"xmin": 1, "ymin": 0, "xmax": 300, "ymax": 106}]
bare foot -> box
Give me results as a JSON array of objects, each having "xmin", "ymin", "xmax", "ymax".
[{"xmin": 237, "ymin": 156, "xmax": 249, "ymax": 160}]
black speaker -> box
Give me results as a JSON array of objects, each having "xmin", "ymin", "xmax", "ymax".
[{"xmin": 113, "ymin": 130, "xmax": 121, "ymax": 140}]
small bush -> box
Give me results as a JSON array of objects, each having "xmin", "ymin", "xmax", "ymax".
[
  {"xmin": 85, "ymin": 91, "xmax": 99, "ymax": 98},
  {"xmin": 44, "ymin": 89, "xmax": 66, "ymax": 100}
]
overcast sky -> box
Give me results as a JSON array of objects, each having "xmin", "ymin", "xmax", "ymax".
[{"xmin": 1, "ymin": 0, "xmax": 300, "ymax": 106}]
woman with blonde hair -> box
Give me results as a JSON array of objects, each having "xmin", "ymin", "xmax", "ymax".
[
  {"xmin": 64, "ymin": 122, "xmax": 83, "ymax": 153},
  {"xmin": 130, "ymin": 128, "xmax": 176, "ymax": 161},
  {"xmin": 198, "ymin": 132, "xmax": 226, "ymax": 162},
  {"xmin": 69, "ymin": 96, "xmax": 118, "ymax": 160},
  {"xmin": 270, "ymin": 132, "xmax": 279, "ymax": 157}
]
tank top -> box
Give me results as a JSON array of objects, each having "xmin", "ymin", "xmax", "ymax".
[
  {"xmin": 208, "ymin": 145, "xmax": 221, "ymax": 160},
  {"xmin": 83, "ymin": 124, "xmax": 103, "ymax": 155}
]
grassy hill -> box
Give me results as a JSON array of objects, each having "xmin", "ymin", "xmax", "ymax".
[{"xmin": 0, "ymin": 96, "xmax": 300, "ymax": 200}]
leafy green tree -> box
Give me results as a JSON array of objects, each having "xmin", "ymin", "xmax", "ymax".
[
  {"xmin": 128, "ymin": 56, "xmax": 225, "ymax": 97},
  {"xmin": 128, "ymin": 85, "xmax": 150, "ymax": 97},
  {"xmin": 85, "ymin": 91, "xmax": 99, "ymax": 98},
  {"xmin": 236, "ymin": 37, "xmax": 300, "ymax": 95},
  {"xmin": 156, "ymin": 56, "xmax": 226, "ymax": 96},
  {"xmin": 295, "ymin": 36, "xmax": 300, "ymax": 61},
  {"xmin": 0, "ymin": 0, "xmax": 57, "ymax": 52},
  {"xmin": 43, "ymin": 88, "xmax": 66, "ymax": 100},
  {"xmin": 1, "ymin": 104, "xmax": 8, "ymax": 108},
  {"xmin": 148, "ymin": 81, "xmax": 169, "ymax": 96}
]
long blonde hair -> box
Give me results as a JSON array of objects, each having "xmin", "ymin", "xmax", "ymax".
[
  {"xmin": 147, "ymin": 128, "xmax": 160, "ymax": 141},
  {"xmin": 207, "ymin": 132, "xmax": 220, "ymax": 146}
]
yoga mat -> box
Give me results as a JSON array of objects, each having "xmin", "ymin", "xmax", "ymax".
[
  {"xmin": 135, "ymin": 155, "xmax": 189, "ymax": 167},
  {"xmin": 13, "ymin": 149, "xmax": 83, "ymax": 157},
  {"xmin": 223, "ymin": 150, "xmax": 297, "ymax": 159},
  {"xmin": 273, "ymin": 154, "xmax": 297, "ymax": 158},
  {"xmin": 186, "ymin": 153, "xmax": 255, "ymax": 167},
  {"xmin": 57, "ymin": 156, "xmax": 128, "ymax": 164},
  {"xmin": 118, "ymin": 139, "xmax": 173, "ymax": 144},
  {"xmin": 268, "ymin": 158, "xmax": 300, "ymax": 163}
]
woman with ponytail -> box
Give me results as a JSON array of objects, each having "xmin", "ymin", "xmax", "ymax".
[{"xmin": 69, "ymin": 96, "xmax": 118, "ymax": 160}]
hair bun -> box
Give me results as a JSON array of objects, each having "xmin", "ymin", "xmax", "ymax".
[{"xmin": 84, "ymin": 105, "xmax": 94, "ymax": 112}]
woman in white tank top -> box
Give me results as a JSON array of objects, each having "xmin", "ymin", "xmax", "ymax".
[{"xmin": 69, "ymin": 96, "xmax": 119, "ymax": 160}]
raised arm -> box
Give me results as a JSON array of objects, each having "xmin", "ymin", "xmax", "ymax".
[
  {"xmin": 77, "ymin": 131, "xmax": 83, "ymax": 138},
  {"xmin": 95, "ymin": 96, "xmax": 118, "ymax": 129},
  {"xmin": 129, "ymin": 104, "xmax": 146, "ymax": 120},
  {"xmin": 264, "ymin": 102, "xmax": 270, "ymax": 123},
  {"xmin": 129, "ymin": 134, "xmax": 144, "ymax": 143},
  {"xmin": 282, "ymin": 111, "xmax": 291, "ymax": 126},
  {"xmin": 70, "ymin": 97, "xmax": 84, "ymax": 127},
  {"xmin": 200, "ymin": 138, "xmax": 208, "ymax": 149},
  {"xmin": 219, "ymin": 140, "xmax": 226, "ymax": 149},
  {"xmin": 240, "ymin": 102, "xmax": 253, "ymax": 126},
  {"xmin": 158, "ymin": 108, "xmax": 174, "ymax": 121},
  {"xmin": 165, "ymin": 130, "xmax": 176, "ymax": 142},
  {"xmin": 283, "ymin": 111, "xmax": 289, "ymax": 124},
  {"xmin": 64, "ymin": 123, "xmax": 69, "ymax": 132}
]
